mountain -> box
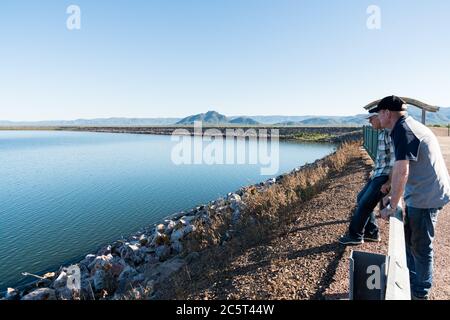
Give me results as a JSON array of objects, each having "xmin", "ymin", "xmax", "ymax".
[
  {"xmin": 176, "ymin": 111, "xmax": 228, "ymax": 125},
  {"xmin": 406, "ymin": 107, "xmax": 450, "ymax": 125},
  {"xmin": 228, "ymin": 117, "xmax": 260, "ymax": 125},
  {"xmin": 2, "ymin": 106, "xmax": 450, "ymax": 127},
  {"xmin": 275, "ymin": 115, "xmax": 367, "ymax": 126}
]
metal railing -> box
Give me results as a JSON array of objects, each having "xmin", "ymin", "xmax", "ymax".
[
  {"xmin": 363, "ymin": 126, "xmax": 379, "ymax": 161},
  {"xmin": 385, "ymin": 206, "xmax": 411, "ymax": 300}
]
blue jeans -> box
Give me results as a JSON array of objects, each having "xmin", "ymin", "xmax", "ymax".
[
  {"xmin": 348, "ymin": 175, "xmax": 389, "ymax": 240},
  {"xmin": 405, "ymin": 206, "xmax": 440, "ymax": 298}
]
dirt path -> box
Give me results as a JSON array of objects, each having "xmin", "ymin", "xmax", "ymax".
[{"xmin": 428, "ymin": 132, "xmax": 450, "ymax": 299}]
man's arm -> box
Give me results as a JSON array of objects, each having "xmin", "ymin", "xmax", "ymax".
[
  {"xmin": 381, "ymin": 160, "xmax": 409, "ymax": 219},
  {"xmin": 390, "ymin": 160, "xmax": 409, "ymax": 207}
]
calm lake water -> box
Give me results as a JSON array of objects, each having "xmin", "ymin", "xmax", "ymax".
[{"xmin": 0, "ymin": 130, "xmax": 335, "ymax": 290}]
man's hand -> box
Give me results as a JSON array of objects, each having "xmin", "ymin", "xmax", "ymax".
[
  {"xmin": 380, "ymin": 205, "xmax": 396, "ymax": 220},
  {"xmin": 380, "ymin": 182, "xmax": 391, "ymax": 194}
]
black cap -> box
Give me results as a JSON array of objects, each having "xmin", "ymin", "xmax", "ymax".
[{"xmin": 372, "ymin": 95, "xmax": 407, "ymax": 113}]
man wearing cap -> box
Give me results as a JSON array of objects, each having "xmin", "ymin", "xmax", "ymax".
[
  {"xmin": 339, "ymin": 110, "xmax": 394, "ymax": 245},
  {"xmin": 374, "ymin": 95, "xmax": 450, "ymax": 299}
]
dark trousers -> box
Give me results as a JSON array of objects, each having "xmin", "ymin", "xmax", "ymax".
[
  {"xmin": 405, "ymin": 206, "xmax": 440, "ymax": 298},
  {"xmin": 348, "ymin": 175, "xmax": 389, "ymax": 240}
]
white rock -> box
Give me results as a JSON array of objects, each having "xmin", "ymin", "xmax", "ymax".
[
  {"xmin": 139, "ymin": 234, "xmax": 148, "ymax": 246},
  {"xmin": 53, "ymin": 271, "xmax": 67, "ymax": 289},
  {"xmin": 165, "ymin": 220, "xmax": 177, "ymax": 235},
  {"xmin": 156, "ymin": 224, "xmax": 165, "ymax": 233},
  {"xmin": 5, "ymin": 288, "xmax": 20, "ymax": 300},
  {"xmin": 128, "ymin": 244, "xmax": 140, "ymax": 252},
  {"xmin": 181, "ymin": 215, "xmax": 197, "ymax": 224},
  {"xmin": 89, "ymin": 254, "xmax": 113, "ymax": 271},
  {"xmin": 229, "ymin": 193, "xmax": 242, "ymax": 211},
  {"xmin": 170, "ymin": 224, "xmax": 195, "ymax": 242},
  {"xmin": 228, "ymin": 193, "xmax": 241, "ymax": 202},
  {"xmin": 150, "ymin": 232, "xmax": 169, "ymax": 247},
  {"xmin": 80, "ymin": 254, "xmax": 96, "ymax": 268}
]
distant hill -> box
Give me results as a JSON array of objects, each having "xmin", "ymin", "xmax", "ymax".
[
  {"xmin": 228, "ymin": 117, "xmax": 260, "ymax": 125},
  {"xmin": 2, "ymin": 106, "xmax": 449, "ymax": 127},
  {"xmin": 275, "ymin": 115, "xmax": 367, "ymax": 126},
  {"xmin": 176, "ymin": 111, "xmax": 228, "ymax": 125},
  {"xmin": 406, "ymin": 106, "xmax": 450, "ymax": 125}
]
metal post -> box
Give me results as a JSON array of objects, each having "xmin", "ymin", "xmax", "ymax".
[{"xmin": 422, "ymin": 109, "xmax": 426, "ymax": 125}]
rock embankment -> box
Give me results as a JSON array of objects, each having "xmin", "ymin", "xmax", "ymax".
[{"xmin": 3, "ymin": 191, "xmax": 250, "ymax": 300}]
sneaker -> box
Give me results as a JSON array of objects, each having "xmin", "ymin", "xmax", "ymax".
[
  {"xmin": 339, "ymin": 235, "xmax": 364, "ymax": 245},
  {"xmin": 411, "ymin": 294, "xmax": 429, "ymax": 300},
  {"xmin": 363, "ymin": 234, "xmax": 381, "ymax": 242}
]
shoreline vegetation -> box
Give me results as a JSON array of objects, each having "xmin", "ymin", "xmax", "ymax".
[
  {"xmin": 0, "ymin": 125, "xmax": 362, "ymax": 143},
  {"xmin": 1, "ymin": 133, "xmax": 362, "ymax": 300}
]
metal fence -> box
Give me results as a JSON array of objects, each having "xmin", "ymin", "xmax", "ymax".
[{"xmin": 363, "ymin": 126, "xmax": 379, "ymax": 161}]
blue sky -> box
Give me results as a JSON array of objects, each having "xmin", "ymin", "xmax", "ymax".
[{"xmin": 1, "ymin": 0, "xmax": 449, "ymax": 120}]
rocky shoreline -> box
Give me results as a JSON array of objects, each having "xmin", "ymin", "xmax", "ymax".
[
  {"xmin": 0, "ymin": 177, "xmax": 281, "ymax": 300},
  {"xmin": 1, "ymin": 138, "xmax": 361, "ymax": 301}
]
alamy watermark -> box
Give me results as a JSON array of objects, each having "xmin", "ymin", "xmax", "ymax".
[
  {"xmin": 366, "ymin": 265, "xmax": 382, "ymax": 290},
  {"xmin": 170, "ymin": 121, "xmax": 280, "ymax": 176},
  {"xmin": 367, "ymin": 5, "xmax": 381, "ymax": 30},
  {"xmin": 64, "ymin": 5, "xmax": 380, "ymax": 31},
  {"xmin": 66, "ymin": 5, "xmax": 81, "ymax": 30}
]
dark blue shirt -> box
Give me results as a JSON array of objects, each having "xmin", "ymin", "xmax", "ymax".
[
  {"xmin": 390, "ymin": 116, "xmax": 420, "ymax": 162},
  {"xmin": 389, "ymin": 115, "xmax": 450, "ymax": 208}
]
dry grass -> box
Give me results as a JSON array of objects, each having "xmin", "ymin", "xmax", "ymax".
[
  {"xmin": 151, "ymin": 141, "xmax": 362, "ymax": 300},
  {"xmin": 181, "ymin": 141, "xmax": 362, "ymax": 251},
  {"xmin": 236, "ymin": 141, "xmax": 361, "ymax": 242}
]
